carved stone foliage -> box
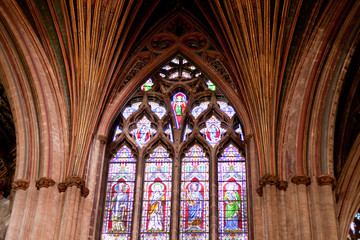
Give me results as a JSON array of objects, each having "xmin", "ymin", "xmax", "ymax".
[
  {"xmin": 65, "ymin": 176, "xmax": 85, "ymax": 188},
  {"xmin": 58, "ymin": 182, "xmax": 66, "ymax": 192},
  {"xmin": 291, "ymin": 174, "xmax": 311, "ymax": 186},
  {"xmin": 204, "ymin": 52, "xmax": 236, "ymax": 90},
  {"xmin": 81, "ymin": 187, "xmax": 90, "ymax": 197},
  {"xmin": 317, "ymin": 175, "xmax": 337, "ymax": 189},
  {"xmin": 58, "ymin": 176, "xmax": 90, "ymax": 197},
  {"xmin": 257, "ymin": 174, "xmax": 288, "ymax": 197},
  {"xmin": 98, "ymin": 135, "xmax": 107, "ymax": 144},
  {"xmin": 278, "ymin": 181, "xmax": 288, "ymax": 191},
  {"xmin": 35, "ymin": 177, "xmax": 55, "ymax": 190},
  {"xmin": 259, "ymin": 174, "xmax": 279, "ymax": 187},
  {"xmin": 124, "ymin": 54, "xmax": 151, "ymax": 83},
  {"xmin": 12, "ymin": 179, "xmax": 29, "ymax": 191},
  {"xmin": 165, "ymin": 16, "xmax": 192, "ymax": 36}
]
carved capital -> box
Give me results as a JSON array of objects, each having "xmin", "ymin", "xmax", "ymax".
[
  {"xmin": 58, "ymin": 182, "xmax": 67, "ymax": 192},
  {"xmin": 98, "ymin": 135, "xmax": 107, "ymax": 144},
  {"xmin": 291, "ymin": 174, "xmax": 311, "ymax": 186},
  {"xmin": 278, "ymin": 181, "xmax": 288, "ymax": 191},
  {"xmin": 244, "ymin": 134, "xmax": 253, "ymax": 143},
  {"xmin": 12, "ymin": 179, "xmax": 30, "ymax": 191},
  {"xmin": 36, "ymin": 177, "xmax": 55, "ymax": 190},
  {"xmin": 259, "ymin": 174, "xmax": 279, "ymax": 187},
  {"xmin": 317, "ymin": 175, "xmax": 337, "ymax": 189},
  {"xmin": 65, "ymin": 176, "xmax": 85, "ymax": 189},
  {"xmin": 257, "ymin": 174, "xmax": 279, "ymax": 197},
  {"xmin": 81, "ymin": 187, "xmax": 90, "ymax": 198}
]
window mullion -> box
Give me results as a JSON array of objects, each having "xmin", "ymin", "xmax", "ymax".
[
  {"xmin": 131, "ymin": 150, "xmax": 146, "ymax": 240},
  {"xmin": 170, "ymin": 151, "xmax": 182, "ymax": 240},
  {"xmin": 209, "ymin": 149, "xmax": 219, "ymax": 240}
]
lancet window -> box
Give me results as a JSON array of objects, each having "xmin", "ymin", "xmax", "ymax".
[{"xmin": 103, "ymin": 55, "xmax": 248, "ymax": 240}]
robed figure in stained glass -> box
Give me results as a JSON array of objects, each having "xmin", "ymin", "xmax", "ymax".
[
  {"xmin": 147, "ymin": 181, "xmax": 166, "ymax": 231},
  {"xmin": 109, "ymin": 180, "xmax": 129, "ymax": 232},
  {"xmin": 185, "ymin": 181, "xmax": 204, "ymax": 230},
  {"xmin": 171, "ymin": 92, "xmax": 187, "ymax": 128},
  {"xmin": 224, "ymin": 180, "xmax": 242, "ymax": 230}
]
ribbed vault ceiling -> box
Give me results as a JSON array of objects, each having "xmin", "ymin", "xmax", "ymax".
[{"xmin": 0, "ymin": 0, "xmax": 359, "ymax": 185}]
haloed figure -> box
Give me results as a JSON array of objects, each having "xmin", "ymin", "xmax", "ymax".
[
  {"xmin": 111, "ymin": 182, "xmax": 129, "ymax": 232},
  {"xmin": 186, "ymin": 182, "xmax": 203, "ymax": 230},
  {"xmin": 224, "ymin": 182, "xmax": 241, "ymax": 230},
  {"xmin": 148, "ymin": 183, "xmax": 165, "ymax": 231}
]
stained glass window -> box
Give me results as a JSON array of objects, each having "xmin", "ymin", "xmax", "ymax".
[
  {"xmin": 218, "ymin": 145, "xmax": 247, "ymax": 239},
  {"xmin": 348, "ymin": 209, "xmax": 360, "ymax": 239},
  {"xmin": 113, "ymin": 126, "xmax": 122, "ymax": 141},
  {"xmin": 235, "ymin": 124, "xmax": 245, "ymax": 141},
  {"xmin": 180, "ymin": 145, "xmax": 209, "ymax": 239},
  {"xmin": 200, "ymin": 116, "xmax": 227, "ymax": 147},
  {"xmin": 206, "ymin": 80, "xmax": 216, "ymax": 91},
  {"xmin": 171, "ymin": 92, "xmax": 187, "ymax": 128},
  {"xmin": 102, "ymin": 146, "xmax": 136, "ymax": 240},
  {"xmin": 141, "ymin": 78, "xmax": 154, "ymax": 91},
  {"xmin": 130, "ymin": 116, "xmax": 157, "ymax": 148},
  {"xmin": 149, "ymin": 102, "xmax": 166, "ymax": 119},
  {"xmin": 182, "ymin": 124, "xmax": 192, "ymax": 142},
  {"xmin": 217, "ymin": 101, "xmax": 235, "ymax": 118},
  {"xmin": 191, "ymin": 102, "xmax": 210, "ymax": 119},
  {"xmin": 104, "ymin": 54, "xmax": 248, "ymax": 240},
  {"xmin": 141, "ymin": 146, "xmax": 172, "ymax": 239},
  {"xmin": 164, "ymin": 124, "xmax": 173, "ymax": 142},
  {"xmin": 123, "ymin": 102, "xmax": 142, "ymax": 119}
]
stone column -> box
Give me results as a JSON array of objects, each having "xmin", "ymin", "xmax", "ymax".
[
  {"xmin": 291, "ymin": 175, "xmax": 311, "ymax": 240},
  {"xmin": 317, "ymin": 175, "xmax": 338, "ymax": 240},
  {"xmin": 57, "ymin": 176, "xmax": 85, "ymax": 240},
  {"xmin": 278, "ymin": 181, "xmax": 288, "ymax": 239},
  {"xmin": 30, "ymin": 177, "xmax": 57, "ymax": 239},
  {"xmin": 5, "ymin": 179, "xmax": 29, "ymax": 240},
  {"xmin": 258, "ymin": 175, "xmax": 280, "ymax": 240},
  {"xmin": 79, "ymin": 135, "xmax": 105, "ymax": 240}
]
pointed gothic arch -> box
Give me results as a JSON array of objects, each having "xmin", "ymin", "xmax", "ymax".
[{"xmin": 96, "ymin": 54, "xmax": 250, "ymax": 239}]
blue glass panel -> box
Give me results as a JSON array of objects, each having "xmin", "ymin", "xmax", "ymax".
[
  {"xmin": 217, "ymin": 101, "xmax": 235, "ymax": 118},
  {"xmin": 191, "ymin": 102, "xmax": 210, "ymax": 119},
  {"xmin": 149, "ymin": 102, "xmax": 166, "ymax": 119},
  {"xmin": 123, "ymin": 102, "xmax": 141, "ymax": 119}
]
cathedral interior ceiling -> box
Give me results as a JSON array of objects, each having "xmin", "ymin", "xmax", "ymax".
[{"xmin": 0, "ymin": 0, "xmax": 359, "ymax": 195}]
